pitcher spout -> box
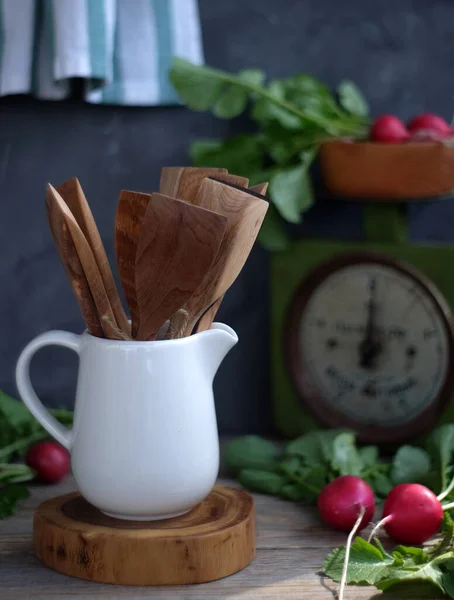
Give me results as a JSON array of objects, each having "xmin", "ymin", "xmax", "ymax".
[{"xmin": 200, "ymin": 323, "xmax": 239, "ymax": 380}]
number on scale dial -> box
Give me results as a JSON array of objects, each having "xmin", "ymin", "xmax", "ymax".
[{"xmin": 285, "ymin": 252, "xmax": 454, "ymax": 444}]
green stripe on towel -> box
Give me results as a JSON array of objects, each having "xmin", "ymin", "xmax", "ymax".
[
  {"xmin": 152, "ymin": 0, "xmax": 178, "ymax": 104},
  {"xmin": 102, "ymin": 19, "xmax": 122, "ymax": 104},
  {"xmin": 86, "ymin": 0, "xmax": 107, "ymax": 82}
]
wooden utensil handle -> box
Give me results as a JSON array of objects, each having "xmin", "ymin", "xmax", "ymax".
[
  {"xmin": 194, "ymin": 295, "xmax": 225, "ymax": 334},
  {"xmin": 166, "ymin": 308, "xmax": 192, "ymax": 339}
]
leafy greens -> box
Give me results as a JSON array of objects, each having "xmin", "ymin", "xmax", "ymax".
[
  {"xmin": 226, "ymin": 430, "xmax": 437, "ymax": 504},
  {"xmin": 226, "ymin": 427, "xmax": 454, "ymax": 598},
  {"xmin": 0, "ymin": 390, "xmax": 73, "ymax": 517},
  {"xmin": 324, "ymin": 515, "xmax": 454, "ymax": 598},
  {"xmin": 169, "ymin": 57, "xmax": 370, "ymax": 250}
]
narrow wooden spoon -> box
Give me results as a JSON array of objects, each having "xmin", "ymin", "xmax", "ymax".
[
  {"xmin": 169, "ymin": 178, "xmax": 269, "ymax": 338},
  {"xmin": 115, "ymin": 190, "xmax": 151, "ymax": 337},
  {"xmin": 56, "ymin": 177, "xmax": 129, "ymax": 335},
  {"xmin": 46, "ymin": 189, "xmax": 104, "ymax": 338},
  {"xmin": 159, "ymin": 167, "xmax": 228, "ymax": 201},
  {"xmin": 47, "ymin": 185, "xmax": 126, "ymax": 340},
  {"xmin": 135, "ymin": 193, "xmax": 227, "ymax": 341}
]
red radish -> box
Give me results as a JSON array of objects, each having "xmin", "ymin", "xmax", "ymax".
[
  {"xmin": 370, "ymin": 115, "xmax": 410, "ymax": 143},
  {"xmin": 407, "ymin": 113, "xmax": 451, "ymax": 138},
  {"xmin": 380, "ymin": 483, "xmax": 443, "ymax": 545},
  {"xmin": 25, "ymin": 441, "xmax": 70, "ymax": 484},
  {"xmin": 318, "ymin": 475, "xmax": 375, "ymax": 532},
  {"xmin": 319, "ymin": 476, "xmax": 375, "ymax": 600}
]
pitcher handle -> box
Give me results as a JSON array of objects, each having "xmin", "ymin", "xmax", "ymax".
[{"xmin": 15, "ymin": 330, "xmax": 81, "ymax": 449}]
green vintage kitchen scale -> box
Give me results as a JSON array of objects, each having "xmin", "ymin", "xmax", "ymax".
[{"xmin": 271, "ymin": 188, "xmax": 454, "ymax": 446}]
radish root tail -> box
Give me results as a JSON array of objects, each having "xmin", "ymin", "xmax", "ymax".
[
  {"xmin": 367, "ymin": 515, "xmax": 392, "ymax": 543},
  {"xmin": 339, "ymin": 506, "xmax": 366, "ymax": 600}
]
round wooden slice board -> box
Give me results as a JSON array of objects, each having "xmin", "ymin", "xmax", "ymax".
[{"xmin": 33, "ymin": 484, "xmax": 255, "ymax": 586}]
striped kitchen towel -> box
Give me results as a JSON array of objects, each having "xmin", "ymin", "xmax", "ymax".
[{"xmin": 0, "ymin": 0, "xmax": 203, "ymax": 105}]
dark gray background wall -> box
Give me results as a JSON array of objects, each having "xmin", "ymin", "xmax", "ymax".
[{"xmin": 2, "ymin": 0, "xmax": 454, "ymax": 434}]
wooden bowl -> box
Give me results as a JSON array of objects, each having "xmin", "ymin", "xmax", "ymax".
[{"xmin": 319, "ymin": 139, "xmax": 454, "ymax": 200}]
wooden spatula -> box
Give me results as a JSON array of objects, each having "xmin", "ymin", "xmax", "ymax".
[
  {"xmin": 214, "ymin": 173, "xmax": 249, "ymax": 188},
  {"xmin": 159, "ymin": 167, "xmax": 228, "ymax": 201},
  {"xmin": 47, "ymin": 185, "xmax": 127, "ymax": 340},
  {"xmin": 134, "ymin": 193, "xmax": 227, "ymax": 341},
  {"xmin": 249, "ymin": 182, "xmax": 269, "ymax": 195},
  {"xmin": 115, "ymin": 190, "xmax": 151, "ymax": 337},
  {"xmin": 169, "ymin": 178, "xmax": 269, "ymax": 338},
  {"xmin": 46, "ymin": 189, "xmax": 104, "ymax": 338},
  {"xmin": 195, "ymin": 295, "xmax": 225, "ymax": 334},
  {"xmin": 193, "ymin": 182, "xmax": 269, "ymax": 333},
  {"xmin": 56, "ymin": 177, "xmax": 129, "ymax": 335}
]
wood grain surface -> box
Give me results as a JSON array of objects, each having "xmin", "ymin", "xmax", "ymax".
[
  {"xmin": 0, "ymin": 469, "xmax": 398, "ymax": 599},
  {"xmin": 196, "ymin": 294, "xmax": 225, "ymax": 333},
  {"xmin": 135, "ymin": 193, "xmax": 227, "ymax": 340},
  {"xmin": 33, "ymin": 485, "xmax": 255, "ymax": 586},
  {"xmin": 57, "ymin": 177, "xmax": 130, "ymax": 334},
  {"xmin": 47, "ymin": 185, "xmax": 124, "ymax": 340},
  {"xmin": 214, "ymin": 173, "xmax": 249, "ymax": 188},
  {"xmin": 114, "ymin": 190, "xmax": 151, "ymax": 337},
  {"xmin": 249, "ymin": 182, "xmax": 269, "ymax": 195},
  {"xmin": 319, "ymin": 140, "xmax": 454, "ymax": 199},
  {"xmin": 45, "ymin": 187, "xmax": 104, "ymax": 338},
  {"xmin": 193, "ymin": 181, "xmax": 268, "ymax": 332},
  {"xmin": 159, "ymin": 167, "xmax": 228, "ymax": 201},
  {"xmin": 169, "ymin": 179, "xmax": 269, "ymax": 337}
]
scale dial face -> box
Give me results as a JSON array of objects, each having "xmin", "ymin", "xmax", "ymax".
[{"xmin": 285, "ymin": 252, "xmax": 454, "ymax": 444}]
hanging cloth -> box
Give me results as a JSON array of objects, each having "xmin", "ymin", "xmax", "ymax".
[{"xmin": 0, "ymin": 0, "xmax": 203, "ymax": 105}]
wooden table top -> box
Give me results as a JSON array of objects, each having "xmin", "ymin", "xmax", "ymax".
[{"xmin": 0, "ymin": 476, "xmax": 387, "ymax": 600}]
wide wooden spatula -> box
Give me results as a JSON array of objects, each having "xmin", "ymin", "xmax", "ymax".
[
  {"xmin": 169, "ymin": 178, "xmax": 269, "ymax": 338},
  {"xmin": 159, "ymin": 167, "xmax": 228, "ymax": 202},
  {"xmin": 134, "ymin": 193, "xmax": 227, "ymax": 341},
  {"xmin": 194, "ymin": 181, "xmax": 269, "ymax": 332}
]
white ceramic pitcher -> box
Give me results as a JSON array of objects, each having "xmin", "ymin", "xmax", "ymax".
[{"xmin": 15, "ymin": 322, "xmax": 238, "ymax": 520}]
